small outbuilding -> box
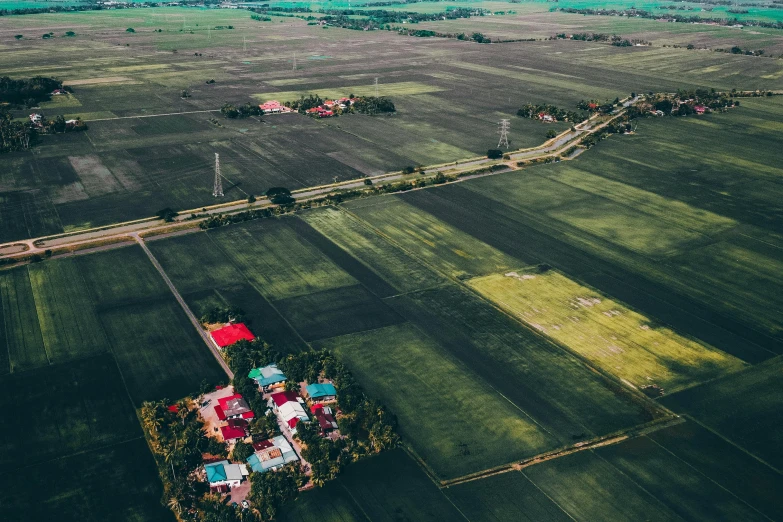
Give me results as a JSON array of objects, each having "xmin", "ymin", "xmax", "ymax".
[{"xmin": 205, "ymin": 460, "xmax": 248, "ymax": 489}]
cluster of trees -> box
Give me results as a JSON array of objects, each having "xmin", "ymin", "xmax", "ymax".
[
  {"xmin": 718, "ymin": 46, "xmax": 765, "ymax": 56},
  {"xmin": 318, "ymin": 7, "xmax": 480, "ymax": 31},
  {"xmin": 222, "ymin": 336, "xmax": 399, "ymax": 488},
  {"xmin": 287, "ymin": 94, "xmax": 324, "ymax": 112},
  {"xmin": 140, "ymin": 398, "xmax": 233, "ymax": 521},
  {"xmin": 221, "ymin": 103, "xmax": 262, "ymax": 119},
  {"xmin": 553, "ymin": 33, "xmax": 650, "ymax": 46},
  {"xmin": 517, "ymin": 103, "xmax": 584, "ymax": 123},
  {"xmin": 0, "ymin": 76, "xmax": 63, "ymax": 106},
  {"xmin": 577, "ymin": 99, "xmax": 617, "ymax": 113},
  {"xmin": 557, "ymin": 7, "xmax": 783, "ymax": 30},
  {"xmin": 0, "ymin": 108, "xmax": 35, "ymax": 152},
  {"xmin": 352, "ymin": 96, "xmax": 395, "ymax": 114},
  {"xmin": 200, "ymin": 306, "xmax": 246, "ymax": 325}
]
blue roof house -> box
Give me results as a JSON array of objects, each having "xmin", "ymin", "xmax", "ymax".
[
  {"xmin": 305, "ymin": 383, "xmax": 337, "ymax": 402},
  {"xmin": 248, "ymin": 364, "xmax": 287, "ymax": 388}
]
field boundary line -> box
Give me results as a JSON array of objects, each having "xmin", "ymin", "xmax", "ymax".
[
  {"xmin": 133, "ymin": 234, "xmax": 233, "ymax": 379},
  {"xmin": 440, "ymin": 416, "xmax": 685, "ymax": 488},
  {"xmin": 590, "ymin": 450, "xmax": 689, "ymax": 520},
  {"xmin": 334, "ymin": 478, "xmax": 373, "ymax": 522},
  {"xmin": 678, "ymin": 414, "xmax": 782, "ymax": 474},
  {"xmin": 6, "ymin": 434, "xmax": 145, "ymax": 473},
  {"xmin": 204, "ymin": 230, "xmax": 311, "ymax": 351},
  {"xmin": 517, "ymin": 471, "xmax": 579, "ymax": 522},
  {"xmin": 646, "ymin": 434, "xmax": 776, "ymax": 521},
  {"xmin": 22, "ymin": 266, "xmax": 52, "ymax": 367}
]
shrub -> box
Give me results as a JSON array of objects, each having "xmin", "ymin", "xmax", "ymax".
[{"xmin": 487, "ymin": 149, "xmax": 503, "ymax": 159}]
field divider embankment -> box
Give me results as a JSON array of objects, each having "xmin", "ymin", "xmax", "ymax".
[
  {"xmin": 132, "ymin": 233, "xmax": 233, "ymax": 379},
  {"xmin": 438, "ymin": 415, "xmax": 686, "ymax": 489}
]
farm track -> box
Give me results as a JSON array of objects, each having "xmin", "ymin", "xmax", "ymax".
[{"xmin": 132, "ymin": 233, "xmax": 234, "ymax": 379}]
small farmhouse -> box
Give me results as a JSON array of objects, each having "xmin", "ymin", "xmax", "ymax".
[
  {"xmin": 204, "ymin": 460, "xmax": 249, "ymax": 489},
  {"xmin": 210, "ymin": 323, "xmax": 255, "ymax": 349},
  {"xmin": 220, "ymin": 418, "xmax": 249, "ymax": 443},
  {"xmin": 259, "ymin": 100, "xmax": 292, "ymax": 114},
  {"xmin": 311, "ymin": 404, "xmax": 338, "ymax": 435},
  {"xmin": 246, "ymin": 435, "xmax": 299, "ymax": 473},
  {"xmin": 215, "ymin": 393, "xmax": 254, "ymax": 421},
  {"xmin": 248, "ymin": 364, "xmax": 287, "ymax": 390},
  {"xmin": 269, "ymin": 391, "xmax": 309, "ymax": 433},
  {"xmin": 306, "ymin": 382, "xmax": 337, "ymax": 403}
]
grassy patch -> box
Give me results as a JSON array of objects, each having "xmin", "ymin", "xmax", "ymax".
[
  {"xmin": 467, "ymin": 269, "xmax": 746, "ymax": 393},
  {"xmin": 273, "ymin": 284, "xmax": 404, "ymax": 342},
  {"xmin": 301, "ymin": 206, "xmax": 445, "ymax": 295},
  {"xmin": 99, "ymin": 300, "xmax": 226, "ymax": 405},
  {"xmin": 444, "ymin": 471, "xmax": 572, "ymax": 522},
  {"xmin": 0, "ymin": 353, "xmax": 140, "ymax": 469},
  {"xmin": 316, "ymin": 323, "xmax": 558, "ymax": 480},
  {"xmin": 209, "ymin": 218, "xmax": 356, "ymax": 301},
  {"xmin": 27, "ymin": 258, "xmax": 109, "ymax": 364},
  {"xmin": 280, "ymin": 449, "xmax": 461, "ymax": 521},
  {"xmin": 0, "ymin": 266, "xmax": 47, "ymax": 372},
  {"xmin": 345, "ymin": 197, "xmax": 520, "ymax": 279},
  {"xmin": 388, "ymin": 284, "xmax": 662, "ymax": 444},
  {"xmin": 660, "ymin": 356, "xmax": 783, "ymax": 469},
  {"xmin": 0, "ymin": 437, "xmax": 171, "ymax": 522}
]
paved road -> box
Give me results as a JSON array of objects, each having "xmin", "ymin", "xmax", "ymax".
[
  {"xmin": 84, "ymin": 109, "xmax": 220, "ymax": 122},
  {"xmin": 1, "ymin": 99, "xmax": 634, "ymax": 258},
  {"xmin": 133, "ymin": 233, "xmax": 234, "ymax": 379}
]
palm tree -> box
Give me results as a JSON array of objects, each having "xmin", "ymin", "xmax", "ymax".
[{"xmin": 167, "ymin": 497, "xmax": 182, "ymax": 515}]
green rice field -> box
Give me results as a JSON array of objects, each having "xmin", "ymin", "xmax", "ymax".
[{"xmin": 2, "ymin": 2, "xmax": 783, "ymax": 519}]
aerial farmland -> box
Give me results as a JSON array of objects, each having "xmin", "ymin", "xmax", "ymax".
[{"xmin": 0, "ymin": 0, "xmax": 782, "ymax": 520}]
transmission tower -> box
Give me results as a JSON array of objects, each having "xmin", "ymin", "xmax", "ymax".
[
  {"xmin": 498, "ymin": 119, "xmax": 510, "ymax": 148},
  {"xmin": 374, "ymin": 77, "xmax": 379, "ymax": 97},
  {"xmin": 213, "ymin": 153, "xmax": 224, "ymax": 197},
  {"xmin": 293, "ymin": 52, "xmax": 297, "ymax": 71}
]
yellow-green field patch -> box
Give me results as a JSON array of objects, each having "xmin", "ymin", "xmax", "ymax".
[
  {"xmin": 252, "ymin": 81, "xmax": 447, "ymax": 103},
  {"xmin": 63, "ymin": 77, "xmax": 137, "ymax": 86},
  {"xmin": 37, "ymin": 94, "xmax": 82, "ymax": 109},
  {"xmin": 468, "ymin": 270, "xmax": 746, "ymax": 394},
  {"xmin": 106, "ymin": 64, "xmax": 171, "ymax": 72}
]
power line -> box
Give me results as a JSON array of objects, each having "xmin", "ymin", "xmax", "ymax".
[{"xmin": 498, "ymin": 119, "xmax": 510, "ymax": 148}]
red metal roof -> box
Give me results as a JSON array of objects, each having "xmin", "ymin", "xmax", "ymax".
[
  {"xmin": 215, "ymin": 405, "xmax": 226, "ymax": 421},
  {"xmin": 252, "ymin": 439, "xmax": 274, "ymax": 451},
  {"xmin": 271, "ymin": 391, "xmax": 299, "ymax": 407},
  {"xmin": 310, "ymin": 403, "xmax": 324, "ymax": 413},
  {"xmin": 287, "ymin": 417, "xmax": 300, "ymax": 429},
  {"xmin": 168, "ymin": 405, "xmax": 179, "ymax": 413},
  {"xmin": 218, "ymin": 393, "xmax": 243, "ymax": 410},
  {"xmin": 227, "ymin": 418, "xmax": 248, "ymax": 428},
  {"xmin": 241, "ymin": 411, "xmax": 255, "ymax": 420},
  {"xmin": 221, "ymin": 425, "xmax": 247, "ymax": 441},
  {"xmin": 210, "ymin": 323, "xmax": 255, "ymax": 348}
]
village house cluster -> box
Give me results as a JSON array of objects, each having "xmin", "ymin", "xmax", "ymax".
[{"xmin": 202, "ymin": 322, "xmax": 339, "ymax": 494}]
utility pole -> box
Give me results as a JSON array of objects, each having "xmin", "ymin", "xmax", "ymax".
[
  {"xmin": 243, "ymin": 36, "xmax": 247, "ymax": 52},
  {"xmin": 374, "ymin": 77, "xmax": 379, "ymax": 97},
  {"xmin": 498, "ymin": 119, "xmax": 510, "ymax": 148},
  {"xmin": 293, "ymin": 52, "xmax": 297, "ymax": 71},
  {"xmin": 213, "ymin": 153, "xmax": 223, "ymax": 197},
  {"xmin": 208, "ymin": 26, "xmax": 211, "ymax": 40}
]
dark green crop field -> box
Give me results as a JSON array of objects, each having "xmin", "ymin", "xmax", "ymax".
[
  {"xmin": 0, "ymin": 354, "xmax": 140, "ymax": 469},
  {"xmin": 2, "ymin": 2, "xmax": 783, "ymax": 519},
  {"xmin": 280, "ymin": 449, "xmax": 464, "ymax": 522},
  {"xmin": 660, "ymin": 356, "xmax": 783, "ymax": 470},
  {"xmin": 0, "ymin": 7, "xmax": 781, "ymax": 242}
]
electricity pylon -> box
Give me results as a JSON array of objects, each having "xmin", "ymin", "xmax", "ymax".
[
  {"xmin": 498, "ymin": 119, "xmax": 510, "ymax": 148},
  {"xmin": 213, "ymin": 153, "xmax": 223, "ymax": 197}
]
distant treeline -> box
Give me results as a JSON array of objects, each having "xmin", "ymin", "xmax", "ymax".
[
  {"xmin": 553, "ymin": 32, "xmax": 651, "ymax": 46},
  {"xmin": 558, "ymin": 7, "xmax": 783, "ymax": 30},
  {"xmin": 0, "ymin": 0, "xmax": 214, "ymax": 17}
]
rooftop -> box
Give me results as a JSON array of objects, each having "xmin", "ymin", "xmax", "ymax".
[
  {"xmin": 211, "ymin": 323, "xmax": 255, "ymax": 348},
  {"xmin": 306, "ymin": 383, "xmax": 337, "ymax": 399},
  {"xmin": 248, "ymin": 364, "xmax": 287, "ymax": 387}
]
